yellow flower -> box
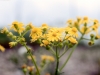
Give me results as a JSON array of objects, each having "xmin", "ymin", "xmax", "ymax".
[
  {"xmin": 25, "ymin": 23, "xmax": 34, "ymax": 31},
  {"xmin": 30, "ymin": 27, "xmax": 42, "ymax": 37},
  {"xmin": 27, "ymin": 55, "xmax": 36, "ymax": 61},
  {"xmin": 92, "ymin": 24, "xmax": 99, "ymax": 34},
  {"xmin": 40, "ymin": 40, "xmax": 49, "ymax": 47},
  {"xmin": 65, "ymin": 26, "xmax": 71, "ymax": 33},
  {"xmin": 82, "ymin": 16, "xmax": 88, "ymax": 24},
  {"xmin": 10, "ymin": 21, "xmax": 24, "ymax": 33},
  {"xmin": 47, "ymin": 31, "xmax": 61, "ymax": 42},
  {"xmin": 41, "ymin": 55, "xmax": 55, "ymax": 62},
  {"xmin": 68, "ymin": 37, "xmax": 78, "ymax": 44},
  {"xmin": 47, "ymin": 56, "xmax": 55, "ymax": 62},
  {"xmin": 0, "ymin": 45, "xmax": 5, "ymax": 52},
  {"xmin": 30, "ymin": 36, "xmax": 40, "ymax": 42},
  {"xmin": 9, "ymin": 42, "xmax": 17, "ymax": 48},
  {"xmin": 30, "ymin": 27, "xmax": 42, "ymax": 42},
  {"xmin": 41, "ymin": 23, "xmax": 48, "ymax": 29},
  {"xmin": 67, "ymin": 19, "xmax": 73, "ymax": 24},
  {"xmin": 68, "ymin": 27, "xmax": 78, "ymax": 37},
  {"xmin": 41, "ymin": 55, "xmax": 47, "ymax": 61},
  {"xmin": 1, "ymin": 27, "xmax": 9, "ymax": 34},
  {"xmin": 81, "ymin": 26, "xmax": 91, "ymax": 34},
  {"xmin": 93, "ymin": 19, "xmax": 99, "ymax": 24},
  {"xmin": 49, "ymin": 28, "xmax": 64, "ymax": 34},
  {"xmin": 77, "ymin": 17, "xmax": 82, "ymax": 22},
  {"xmin": 27, "ymin": 66, "xmax": 35, "ymax": 71}
]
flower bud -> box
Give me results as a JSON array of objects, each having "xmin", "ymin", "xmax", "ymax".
[
  {"xmin": 90, "ymin": 34, "xmax": 94, "ymax": 38},
  {"xmin": 1, "ymin": 27, "xmax": 9, "ymax": 34},
  {"xmin": 88, "ymin": 41, "xmax": 94, "ymax": 46},
  {"xmin": 9, "ymin": 42, "xmax": 17, "ymax": 48}
]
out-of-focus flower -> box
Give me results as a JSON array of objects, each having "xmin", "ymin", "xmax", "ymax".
[
  {"xmin": 1, "ymin": 27, "xmax": 9, "ymax": 34},
  {"xmin": 9, "ymin": 42, "xmax": 17, "ymax": 48},
  {"xmin": 41, "ymin": 23, "xmax": 49, "ymax": 30},
  {"xmin": 10, "ymin": 21, "xmax": 24, "ymax": 33},
  {"xmin": 0, "ymin": 45, "xmax": 5, "ymax": 52},
  {"xmin": 30, "ymin": 27, "xmax": 42, "ymax": 42},
  {"xmin": 68, "ymin": 27, "xmax": 78, "ymax": 37},
  {"xmin": 82, "ymin": 16, "xmax": 88, "ymax": 24},
  {"xmin": 47, "ymin": 31, "xmax": 61, "ymax": 42},
  {"xmin": 27, "ymin": 55, "xmax": 36, "ymax": 61},
  {"xmin": 40, "ymin": 40, "xmax": 49, "ymax": 47},
  {"xmin": 68, "ymin": 37, "xmax": 78, "ymax": 44}
]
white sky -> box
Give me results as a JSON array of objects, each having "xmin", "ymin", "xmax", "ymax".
[{"xmin": 0, "ymin": 0, "xmax": 100, "ymax": 27}]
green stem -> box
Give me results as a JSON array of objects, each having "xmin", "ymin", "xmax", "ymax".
[
  {"xmin": 59, "ymin": 34, "xmax": 84, "ymax": 71},
  {"xmin": 59, "ymin": 46, "xmax": 69, "ymax": 58},
  {"xmin": 50, "ymin": 47, "xmax": 56, "ymax": 56},
  {"xmin": 23, "ymin": 44, "xmax": 40, "ymax": 75},
  {"xmin": 55, "ymin": 47, "xmax": 59, "ymax": 75}
]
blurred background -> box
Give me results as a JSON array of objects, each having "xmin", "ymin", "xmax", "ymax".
[{"xmin": 0, "ymin": 0, "xmax": 100, "ymax": 75}]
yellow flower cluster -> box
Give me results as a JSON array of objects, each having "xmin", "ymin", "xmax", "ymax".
[
  {"xmin": 41, "ymin": 55, "xmax": 55, "ymax": 62},
  {"xmin": 1, "ymin": 17, "xmax": 100, "ymax": 49}
]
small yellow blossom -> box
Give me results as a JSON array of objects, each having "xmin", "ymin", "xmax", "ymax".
[
  {"xmin": 93, "ymin": 19, "xmax": 99, "ymax": 24},
  {"xmin": 67, "ymin": 19, "xmax": 73, "ymax": 24},
  {"xmin": 82, "ymin": 16, "xmax": 88, "ymax": 24},
  {"xmin": 25, "ymin": 23, "xmax": 34, "ymax": 31},
  {"xmin": 41, "ymin": 55, "xmax": 55, "ymax": 62},
  {"xmin": 68, "ymin": 37, "xmax": 77, "ymax": 44},
  {"xmin": 81, "ymin": 26, "xmax": 90, "ymax": 34},
  {"xmin": 47, "ymin": 56, "xmax": 55, "ymax": 62},
  {"xmin": 65, "ymin": 26, "xmax": 71, "ymax": 33},
  {"xmin": 41, "ymin": 23, "xmax": 48, "ymax": 29},
  {"xmin": 10, "ymin": 21, "xmax": 24, "ymax": 33},
  {"xmin": 27, "ymin": 55, "xmax": 36, "ymax": 60},
  {"xmin": 68, "ymin": 27, "xmax": 78, "ymax": 37},
  {"xmin": 40, "ymin": 40, "xmax": 49, "ymax": 47},
  {"xmin": 0, "ymin": 45, "xmax": 5, "ymax": 52},
  {"xmin": 1, "ymin": 27, "xmax": 9, "ymax": 34},
  {"xmin": 30, "ymin": 27, "xmax": 42, "ymax": 37},
  {"xmin": 27, "ymin": 66, "xmax": 35, "ymax": 71},
  {"xmin": 92, "ymin": 24, "xmax": 99, "ymax": 34},
  {"xmin": 77, "ymin": 17, "xmax": 82, "ymax": 22},
  {"xmin": 47, "ymin": 32, "xmax": 61, "ymax": 42},
  {"xmin": 41, "ymin": 55, "xmax": 47, "ymax": 61},
  {"xmin": 9, "ymin": 42, "xmax": 17, "ymax": 48}
]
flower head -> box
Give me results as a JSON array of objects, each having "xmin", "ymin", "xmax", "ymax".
[
  {"xmin": 40, "ymin": 40, "xmax": 49, "ymax": 47},
  {"xmin": 10, "ymin": 21, "xmax": 25, "ymax": 33},
  {"xmin": 68, "ymin": 37, "xmax": 78, "ymax": 44},
  {"xmin": 0, "ymin": 45, "xmax": 5, "ymax": 52},
  {"xmin": 68, "ymin": 27, "xmax": 78, "ymax": 37},
  {"xmin": 47, "ymin": 31, "xmax": 61, "ymax": 42}
]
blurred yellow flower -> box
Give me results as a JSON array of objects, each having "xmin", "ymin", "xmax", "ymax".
[
  {"xmin": 68, "ymin": 37, "xmax": 77, "ymax": 44},
  {"xmin": 81, "ymin": 26, "xmax": 90, "ymax": 34},
  {"xmin": 27, "ymin": 66, "xmax": 35, "ymax": 71},
  {"xmin": 41, "ymin": 55, "xmax": 55, "ymax": 62},
  {"xmin": 41, "ymin": 23, "xmax": 48, "ymax": 29},
  {"xmin": 10, "ymin": 21, "xmax": 24, "ymax": 33},
  {"xmin": 68, "ymin": 27, "xmax": 78, "ymax": 37},
  {"xmin": 27, "ymin": 55, "xmax": 36, "ymax": 61},
  {"xmin": 30, "ymin": 27, "xmax": 42, "ymax": 42},
  {"xmin": 41, "ymin": 55, "xmax": 47, "ymax": 61},
  {"xmin": 47, "ymin": 56, "xmax": 55, "ymax": 62},
  {"xmin": 1, "ymin": 27, "xmax": 9, "ymax": 34},
  {"xmin": 0, "ymin": 45, "xmax": 5, "ymax": 52},
  {"xmin": 9, "ymin": 42, "xmax": 17, "ymax": 48},
  {"xmin": 40, "ymin": 40, "xmax": 49, "ymax": 47},
  {"xmin": 82, "ymin": 16, "xmax": 88, "ymax": 24},
  {"xmin": 92, "ymin": 24, "xmax": 99, "ymax": 34}
]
